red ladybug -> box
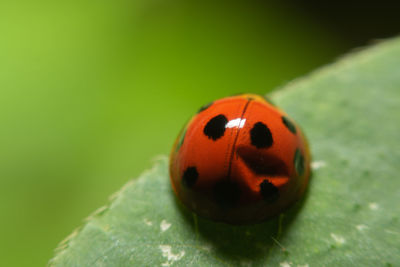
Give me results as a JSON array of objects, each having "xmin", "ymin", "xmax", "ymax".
[{"xmin": 169, "ymin": 94, "xmax": 310, "ymax": 224}]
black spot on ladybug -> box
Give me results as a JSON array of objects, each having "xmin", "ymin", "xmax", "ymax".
[
  {"xmin": 203, "ymin": 114, "xmax": 228, "ymax": 140},
  {"xmin": 182, "ymin": 167, "xmax": 198, "ymax": 188},
  {"xmin": 294, "ymin": 149, "xmax": 305, "ymax": 176},
  {"xmin": 282, "ymin": 116, "xmax": 297, "ymax": 134},
  {"xmin": 260, "ymin": 179, "xmax": 279, "ymax": 202},
  {"xmin": 250, "ymin": 122, "xmax": 273, "ymax": 148},
  {"xmin": 237, "ymin": 146, "xmax": 289, "ymax": 177},
  {"xmin": 213, "ymin": 180, "xmax": 240, "ymax": 209},
  {"xmin": 198, "ymin": 102, "xmax": 213, "ymax": 113}
]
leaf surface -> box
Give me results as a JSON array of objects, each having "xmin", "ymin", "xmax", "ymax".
[{"xmin": 50, "ymin": 38, "xmax": 400, "ymax": 266}]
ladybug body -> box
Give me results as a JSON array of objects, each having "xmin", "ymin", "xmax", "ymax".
[{"xmin": 170, "ymin": 94, "xmax": 310, "ymax": 224}]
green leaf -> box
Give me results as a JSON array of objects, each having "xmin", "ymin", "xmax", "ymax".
[{"xmin": 50, "ymin": 38, "xmax": 400, "ymax": 266}]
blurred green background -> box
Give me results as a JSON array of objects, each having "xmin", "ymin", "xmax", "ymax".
[{"xmin": 0, "ymin": 1, "xmax": 397, "ymax": 266}]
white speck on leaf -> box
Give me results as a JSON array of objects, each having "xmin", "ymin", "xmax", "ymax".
[
  {"xmin": 311, "ymin": 160, "xmax": 326, "ymax": 170},
  {"xmin": 144, "ymin": 219, "xmax": 153, "ymax": 226},
  {"xmin": 356, "ymin": 224, "xmax": 367, "ymax": 231},
  {"xmin": 280, "ymin": 261, "xmax": 292, "ymax": 267},
  {"xmin": 160, "ymin": 220, "xmax": 171, "ymax": 232},
  {"xmin": 331, "ymin": 233, "xmax": 345, "ymax": 245},
  {"xmin": 159, "ymin": 245, "xmax": 185, "ymax": 266},
  {"xmin": 369, "ymin": 202, "xmax": 379, "ymax": 210}
]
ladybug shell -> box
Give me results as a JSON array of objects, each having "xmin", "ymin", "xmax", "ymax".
[{"xmin": 169, "ymin": 94, "xmax": 310, "ymax": 224}]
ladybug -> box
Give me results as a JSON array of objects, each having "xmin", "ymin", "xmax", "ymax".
[{"xmin": 169, "ymin": 94, "xmax": 310, "ymax": 224}]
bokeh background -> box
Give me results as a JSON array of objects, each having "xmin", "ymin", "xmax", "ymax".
[{"xmin": 0, "ymin": 1, "xmax": 398, "ymax": 266}]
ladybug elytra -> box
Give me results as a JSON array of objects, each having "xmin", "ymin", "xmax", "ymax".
[{"xmin": 169, "ymin": 94, "xmax": 310, "ymax": 224}]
